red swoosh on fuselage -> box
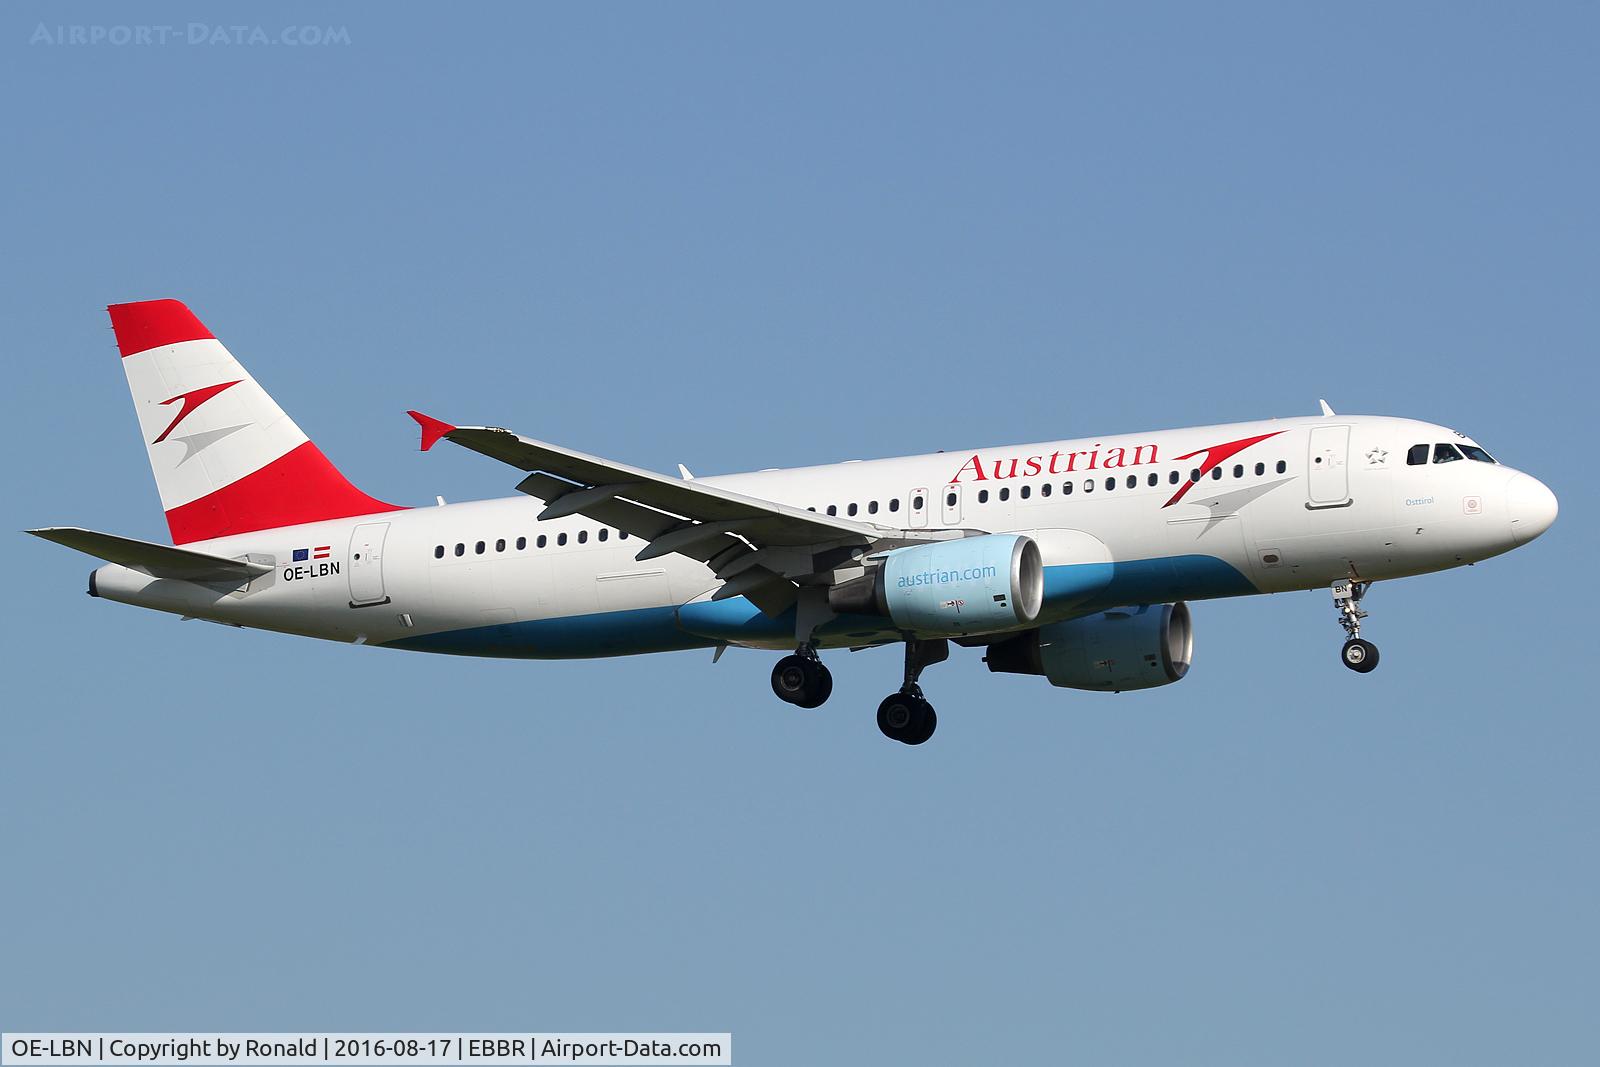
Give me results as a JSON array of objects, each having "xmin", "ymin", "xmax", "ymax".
[
  {"xmin": 151, "ymin": 380, "xmax": 243, "ymax": 444},
  {"xmin": 1161, "ymin": 430, "xmax": 1286, "ymax": 508}
]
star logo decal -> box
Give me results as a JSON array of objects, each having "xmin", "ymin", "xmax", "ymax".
[{"xmin": 1366, "ymin": 448, "xmax": 1388, "ymax": 465}]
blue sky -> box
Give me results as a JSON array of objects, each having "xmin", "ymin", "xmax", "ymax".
[{"xmin": 3, "ymin": 3, "xmax": 1596, "ymax": 1064}]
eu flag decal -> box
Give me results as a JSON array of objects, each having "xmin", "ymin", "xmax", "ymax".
[{"xmin": 292, "ymin": 548, "xmax": 309, "ymax": 562}]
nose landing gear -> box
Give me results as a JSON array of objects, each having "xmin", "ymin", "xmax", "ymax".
[
  {"xmin": 1332, "ymin": 578, "xmax": 1380, "ymax": 673},
  {"xmin": 876, "ymin": 638, "xmax": 948, "ymax": 745}
]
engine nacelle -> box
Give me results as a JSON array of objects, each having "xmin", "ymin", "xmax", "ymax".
[
  {"xmin": 829, "ymin": 534, "xmax": 1043, "ymax": 637},
  {"xmin": 984, "ymin": 602, "xmax": 1192, "ymax": 692}
]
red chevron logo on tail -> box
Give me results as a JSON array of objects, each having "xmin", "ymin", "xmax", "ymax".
[{"xmin": 151, "ymin": 380, "xmax": 243, "ymax": 444}]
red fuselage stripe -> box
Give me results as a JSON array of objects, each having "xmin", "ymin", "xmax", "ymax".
[{"xmin": 164, "ymin": 441, "xmax": 406, "ymax": 544}]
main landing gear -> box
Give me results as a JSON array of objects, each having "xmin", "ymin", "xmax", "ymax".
[
  {"xmin": 769, "ymin": 637, "xmax": 949, "ymax": 745},
  {"xmin": 771, "ymin": 646, "xmax": 833, "ymax": 708},
  {"xmin": 1332, "ymin": 578, "xmax": 1380, "ymax": 673},
  {"xmin": 876, "ymin": 638, "xmax": 948, "ymax": 746}
]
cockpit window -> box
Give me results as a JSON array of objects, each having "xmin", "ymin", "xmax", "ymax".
[
  {"xmin": 1459, "ymin": 444, "xmax": 1496, "ymax": 463},
  {"xmin": 1433, "ymin": 443, "xmax": 1464, "ymax": 463},
  {"xmin": 1406, "ymin": 444, "xmax": 1429, "ymax": 465}
]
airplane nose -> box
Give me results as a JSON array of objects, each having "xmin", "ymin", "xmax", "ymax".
[{"xmin": 1507, "ymin": 473, "xmax": 1558, "ymax": 545}]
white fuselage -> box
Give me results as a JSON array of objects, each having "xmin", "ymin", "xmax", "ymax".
[{"xmin": 89, "ymin": 414, "xmax": 1550, "ymax": 657}]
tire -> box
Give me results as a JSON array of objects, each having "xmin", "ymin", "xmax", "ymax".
[
  {"xmin": 793, "ymin": 663, "xmax": 833, "ymax": 709},
  {"xmin": 772, "ymin": 655, "xmax": 811, "ymax": 703},
  {"xmin": 1341, "ymin": 638, "xmax": 1379, "ymax": 673},
  {"xmin": 877, "ymin": 693, "xmax": 936, "ymax": 744},
  {"xmin": 772, "ymin": 655, "xmax": 832, "ymax": 707},
  {"xmin": 903, "ymin": 704, "xmax": 937, "ymax": 746},
  {"xmin": 877, "ymin": 693, "xmax": 918, "ymax": 740}
]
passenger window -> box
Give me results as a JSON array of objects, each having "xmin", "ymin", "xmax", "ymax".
[
  {"xmin": 890, "ymin": 498, "xmax": 901, "ymax": 512},
  {"xmin": 578, "ymin": 529, "xmax": 588, "ymax": 544},
  {"xmin": 517, "ymin": 536, "xmax": 527, "ymax": 550},
  {"xmin": 619, "ymin": 531, "xmax": 629, "ymax": 540},
  {"xmin": 1276, "ymin": 460, "xmax": 1287, "ymax": 474},
  {"xmin": 827, "ymin": 505, "xmax": 837, "ymax": 516},
  {"xmin": 537, "ymin": 534, "xmax": 547, "ymax": 548},
  {"xmin": 598, "ymin": 528, "xmax": 608, "ymax": 542},
  {"xmin": 848, "ymin": 502, "xmax": 858, "ymax": 516},
  {"xmin": 1211, "ymin": 467, "xmax": 1223, "ymax": 480},
  {"xmin": 998, "ymin": 487, "xmax": 1009, "ymax": 502},
  {"xmin": 1254, "ymin": 462, "xmax": 1264, "ymax": 476},
  {"xmin": 434, "ymin": 545, "xmax": 444, "ymax": 559},
  {"xmin": 868, "ymin": 500, "xmax": 879, "ymax": 514},
  {"xmin": 1105, "ymin": 477, "xmax": 1115, "ymax": 491},
  {"xmin": 557, "ymin": 532, "xmax": 568, "ymax": 546},
  {"xmin": 1169, "ymin": 470, "xmax": 1180, "ymax": 484},
  {"xmin": 1062, "ymin": 481, "xmax": 1073, "ymax": 495},
  {"xmin": 475, "ymin": 541, "xmax": 485, "ymax": 554},
  {"xmin": 1460, "ymin": 444, "xmax": 1496, "ymax": 463},
  {"xmin": 496, "ymin": 538, "xmax": 506, "ymax": 552},
  {"xmin": 1127, "ymin": 475, "xmax": 1137, "ymax": 489},
  {"xmin": 1147, "ymin": 473, "xmax": 1158, "ymax": 487},
  {"xmin": 1041, "ymin": 483, "xmax": 1052, "ymax": 497},
  {"xmin": 1190, "ymin": 468, "xmax": 1201, "ymax": 482},
  {"xmin": 455, "ymin": 543, "xmax": 465, "ymax": 557},
  {"xmin": 912, "ymin": 495, "xmax": 924, "ymax": 510},
  {"xmin": 978, "ymin": 489, "xmax": 989, "ymax": 503},
  {"xmin": 945, "ymin": 492, "xmax": 957, "ymax": 507},
  {"xmin": 1083, "ymin": 479, "xmax": 1094, "ymax": 493},
  {"xmin": 1407, "ymin": 444, "xmax": 1429, "ymax": 465},
  {"xmin": 1433, "ymin": 443, "xmax": 1464, "ymax": 463},
  {"xmin": 1020, "ymin": 485, "xmax": 1031, "ymax": 500},
  {"xmin": 1232, "ymin": 465, "xmax": 1243, "ymax": 479}
]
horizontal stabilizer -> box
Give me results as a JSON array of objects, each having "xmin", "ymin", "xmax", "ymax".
[{"xmin": 26, "ymin": 527, "xmax": 272, "ymax": 582}]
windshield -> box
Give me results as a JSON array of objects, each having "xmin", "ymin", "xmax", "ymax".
[{"xmin": 1460, "ymin": 443, "xmax": 1496, "ymax": 463}]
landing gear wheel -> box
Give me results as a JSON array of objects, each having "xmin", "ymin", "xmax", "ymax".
[
  {"xmin": 877, "ymin": 693, "xmax": 937, "ymax": 745},
  {"xmin": 771, "ymin": 654, "xmax": 833, "ymax": 707},
  {"xmin": 1341, "ymin": 638, "xmax": 1379, "ymax": 673}
]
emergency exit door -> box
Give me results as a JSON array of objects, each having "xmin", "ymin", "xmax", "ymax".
[
  {"xmin": 1307, "ymin": 425, "xmax": 1351, "ymax": 507},
  {"xmin": 348, "ymin": 522, "xmax": 391, "ymax": 606}
]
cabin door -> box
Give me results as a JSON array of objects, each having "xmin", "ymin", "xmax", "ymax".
[
  {"xmin": 1307, "ymin": 425, "xmax": 1351, "ymax": 507},
  {"xmin": 348, "ymin": 522, "xmax": 391, "ymax": 606}
]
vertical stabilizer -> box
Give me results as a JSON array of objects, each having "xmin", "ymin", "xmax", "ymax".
[{"xmin": 110, "ymin": 299, "xmax": 403, "ymax": 544}]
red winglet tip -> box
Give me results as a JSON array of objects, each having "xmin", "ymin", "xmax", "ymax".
[
  {"xmin": 407, "ymin": 410, "xmax": 456, "ymax": 451},
  {"xmin": 107, "ymin": 299, "xmax": 214, "ymax": 357}
]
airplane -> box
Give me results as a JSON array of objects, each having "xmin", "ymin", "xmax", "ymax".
[{"xmin": 29, "ymin": 300, "xmax": 1558, "ymax": 745}]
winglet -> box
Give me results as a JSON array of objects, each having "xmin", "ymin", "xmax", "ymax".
[
  {"xmin": 407, "ymin": 410, "xmax": 457, "ymax": 451},
  {"xmin": 1318, "ymin": 399, "xmax": 1336, "ymax": 416}
]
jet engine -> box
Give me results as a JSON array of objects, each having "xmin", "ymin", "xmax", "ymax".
[
  {"xmin": 829, "ymin": 534, "xmax": 1043, "ymax": 637},
  {"xmin": 984, "ymin": 602, "xmax": 1192, "ymax": 692}
]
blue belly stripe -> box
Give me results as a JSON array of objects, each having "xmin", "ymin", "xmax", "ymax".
[{"xmin": 382, "ymin": 554, "xmax": 1256, "ymax": 658}]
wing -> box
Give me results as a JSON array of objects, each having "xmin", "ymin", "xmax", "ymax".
[
  {"xmin": 27, "ymin": 527, "xmax": 272, "ymax": 584},
  {"xmin": 408, "ymin": 412, "xmax": 931, "ymax": 614}
]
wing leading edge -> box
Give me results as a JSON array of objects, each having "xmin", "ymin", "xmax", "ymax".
[{"xmin": 407, "ymin": 412, "xmax": 932, "ymax": 614}]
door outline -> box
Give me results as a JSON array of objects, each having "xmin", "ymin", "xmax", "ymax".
[
  {"xmin": 348, "ymin": 522, "xmax": 391, "ymax": 607},
  {"xmin": 1306, "ymin": 425, "xmax": 1352, "ymax": 509}
]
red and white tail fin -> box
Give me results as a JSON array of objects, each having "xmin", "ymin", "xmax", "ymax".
[{"xmin": 110, "ymin": 299, "xmax": 403, "ymax": 544}]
